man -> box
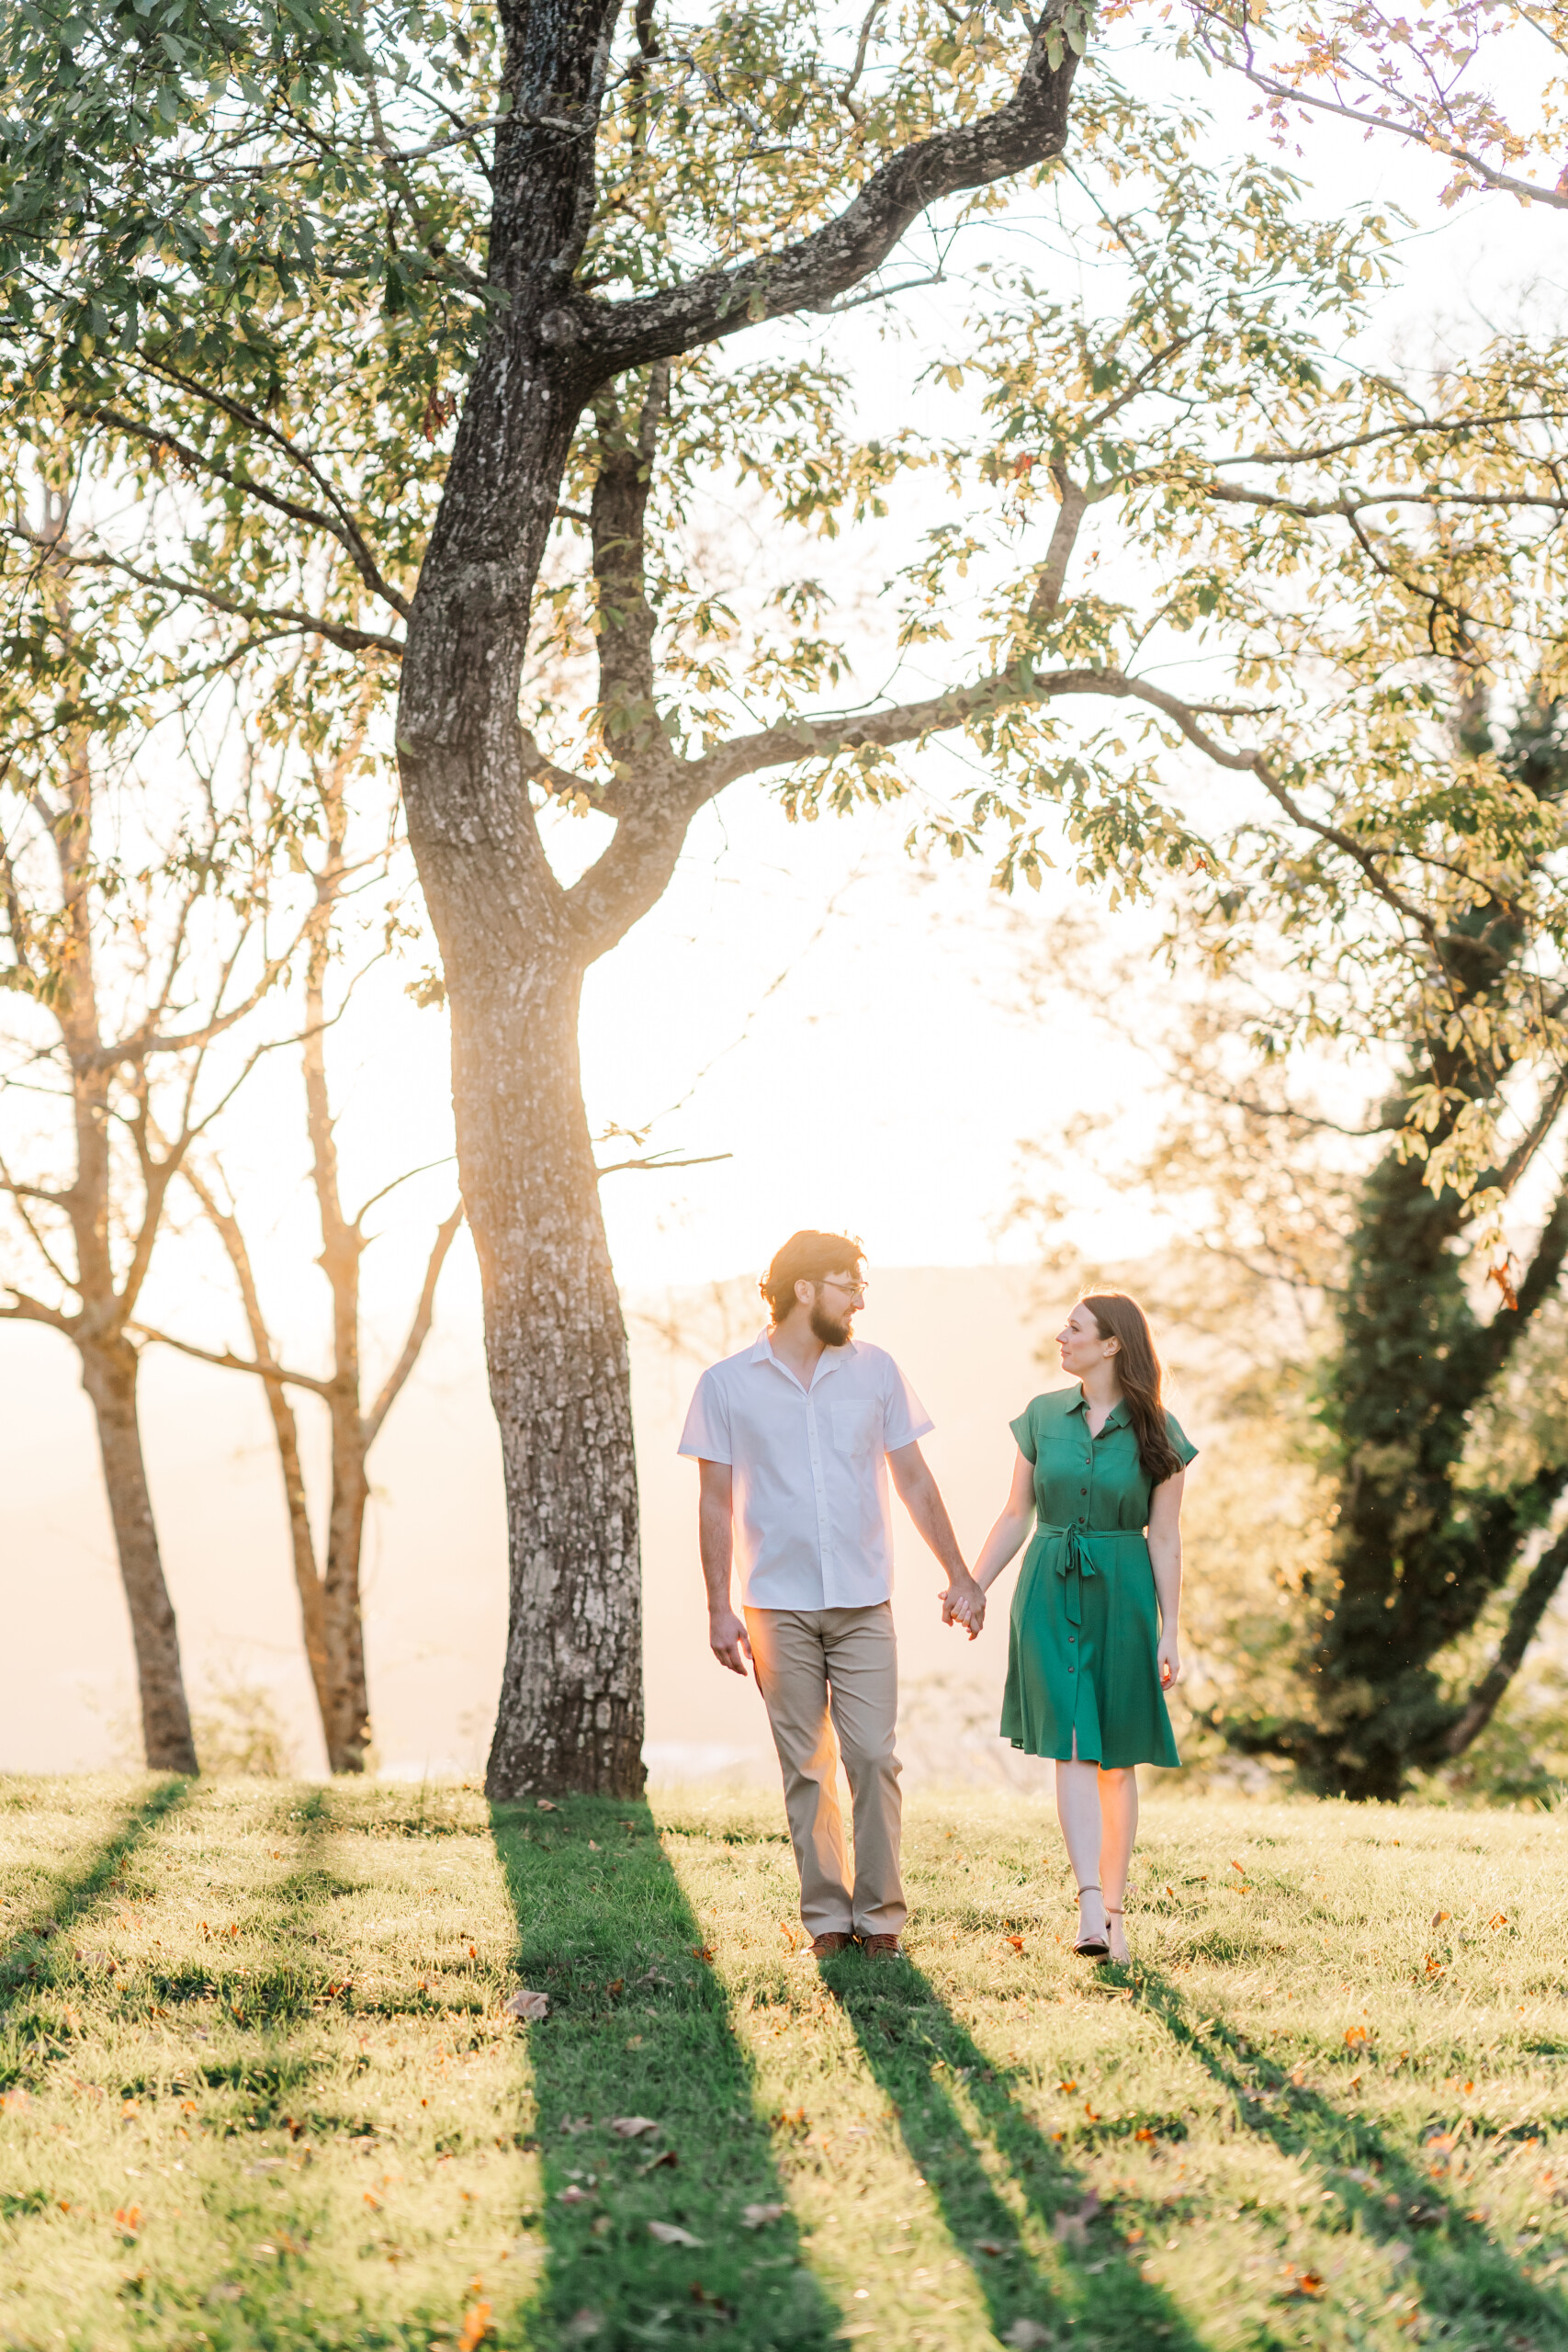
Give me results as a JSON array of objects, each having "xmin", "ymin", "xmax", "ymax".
[{"xmin": 679, "ymin": 1230, "xmax": 985, "ymax": 1959}]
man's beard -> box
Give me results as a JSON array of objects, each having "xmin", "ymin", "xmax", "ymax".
[{"xmin": 810, "ymin": 1303, "xmax": 853, "ymax": 1348}]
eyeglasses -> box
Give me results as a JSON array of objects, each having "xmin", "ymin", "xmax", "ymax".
[{"xmin": 819, "ymin": 1278, "xmax": 868, "ymax": 1303}]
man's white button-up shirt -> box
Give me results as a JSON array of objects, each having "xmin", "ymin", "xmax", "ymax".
[{"xmin": 678, "ymin": 1332, "xmax": 934, "ymax": 1611}]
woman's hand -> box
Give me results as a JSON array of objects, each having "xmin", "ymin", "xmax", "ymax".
[
  {"xmin": 1157, "ymin": 1632, "xmax": 1181, "ymax": 1690},
  {"xmin": 942, "ymin": 1575, "xmax": 987, "ymax": 1639}
]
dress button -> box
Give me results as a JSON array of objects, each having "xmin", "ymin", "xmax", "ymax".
[{"xmin": 1067, "ymin": 1664, "xmax": 1075, "ymax": 1673}]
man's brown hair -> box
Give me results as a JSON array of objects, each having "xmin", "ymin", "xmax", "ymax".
[{"xmin": 760, "ymin": 1230, "xmax": 863, "ymax": 1325}]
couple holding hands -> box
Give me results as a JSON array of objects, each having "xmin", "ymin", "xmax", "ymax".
[{"xmin": 681, "ymin": 1229, "xmax": 1194, "ymax": 1969}]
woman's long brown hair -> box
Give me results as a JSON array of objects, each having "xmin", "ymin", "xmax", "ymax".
[{"xmin": 1079, "ymin": 1292, "xmax": 1185, "ymax": 1487}]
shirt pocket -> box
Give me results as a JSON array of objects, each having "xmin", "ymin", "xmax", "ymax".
[{"xmin": 831, "ymin": 1399, "xmax": 881, "ymax": 1458}]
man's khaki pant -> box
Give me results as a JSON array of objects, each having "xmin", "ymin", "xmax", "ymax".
[{"xmin": 745, "ymin": 1603, "xmax": 905, "ymax": 1939}]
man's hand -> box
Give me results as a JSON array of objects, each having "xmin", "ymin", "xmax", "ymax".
[
  {"xmin": 710, "ymin": 1608, "xmax": 752, "ymax": 1677},
  {"xmin": 942, "ymin": 1575, "xmax": 987, "ymax": 1640}
]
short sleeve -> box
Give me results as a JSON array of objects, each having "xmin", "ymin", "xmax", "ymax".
[
  {"xmin": 1166, "ymin": 1410, "xmax": 1198, "ymax": 1469},
  {"xmin": 1010, "ymin": 1402, "xmax": 1038, "ymax": 1464},
  {"xmin": 882, "ymin": 1354, "xmax": 934, "ymax": 1452},
  {"xmin": 677, "ymin": 1368, "xmax": 732, "ymax": 1463}
]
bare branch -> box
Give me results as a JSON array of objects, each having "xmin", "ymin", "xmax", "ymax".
[
  {"xmin": 1446, "ymin": 1511, "xmax": 1568, "ymax": 1758},
  {"xmin": 0, "ymin": 1286, "xmax": 73, "ymax": 1332},
  {"xmin": 130, "ymin": 1321, "xmax": 335, "ymax": 1397},
  {"xmin": 594, "ymin": 1148, "xmax": 733, "ymax": 1176},
  {"xmin": 354, "ymin": 1153, "xmax": 458, "ymax": 1228},
  {"xmin": 362, "ymin": 1204, "xmax": 465, "ymax": 1446}
]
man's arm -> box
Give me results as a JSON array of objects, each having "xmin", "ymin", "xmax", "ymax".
[
  {"xmin": 887, "ymin": 1440, "xmax": 986, "ymax": 1637},
  {"xmin": 698, "ymin": 1457, "xmax": 751, "ymax": 1676}
]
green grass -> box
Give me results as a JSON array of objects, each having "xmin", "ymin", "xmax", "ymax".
[{"xmin": 2, "ymin": 1778, "xmax": 1568, "ymax": 2349}]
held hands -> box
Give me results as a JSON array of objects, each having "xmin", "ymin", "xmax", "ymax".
[
  {"xmin": 710, "ymin": 1609, "xmax": 752, "ymax": 1678},
  {"xmin": 942, "ymin": 1573, "xmax": 987, "ymax": 1641},
  {"xmin": 1157, "ymin": 1633, "xmax": 1181, "ymax": 1690}
]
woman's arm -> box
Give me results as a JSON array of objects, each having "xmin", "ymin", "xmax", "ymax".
[
  {"xmin": 972, "ymin": 1448, "xmax": 1038, "ymax": 1595},
  {"xmin": 1147, "ymin": 1466, "xmax": 1186, "ymax": 1688}
]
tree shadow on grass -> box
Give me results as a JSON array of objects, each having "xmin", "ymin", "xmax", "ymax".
[
  {"xmin": 826, "ymin": 1952, "xmax": 1206, "ymax": 2352},
  {"xmin": 1134, "ymin": 1964, "xmax": 1568, "ymax": 2350},
  {"xmin": 0, "ymin": 1772, "xmax": 191, "ymax": 2055},
  {"xmin": 491, "ymin": 1793, "xmax": 843, "ymax": 2352}
]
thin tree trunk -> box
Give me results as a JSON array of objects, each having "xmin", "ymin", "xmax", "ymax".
[
  {"xmin": 78, "ymin": 1336, "xmax": 198, "ymax": 1773},
  {"xmin": 321, "ymin": 1408, "xmax": 372, "ymax": 1773},
  {"xmin": 190, "ymin": 1178, "xmax": 334, "ymax": 1744}
]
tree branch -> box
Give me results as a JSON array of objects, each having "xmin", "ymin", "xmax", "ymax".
[
  {"xmin": 584, "ymin": 0, "xmax": 1083, "ymax": 370},
  {"xmin": 362, "ymin": 1204, "xmax": 465, "ymax": 1447},
  {"xmin": 28, "ymin": 538, "xmax": 406, "ymax": 658},
  {"xmin": 1445, "ymin": 1515, "xmax": 1568, "ymax": 1757},
  {"xmin": 130, "ymin": 1322, "xmax": 335, "ymax": 1398},
  {"xmin": 1194, "ymin": 14, "xmax": 1568, "ymax": 217},
  {"xmin": 67, "ymin": 403, "xmax": 411, "ymax": 622},
  {"xmin": 594, "ymin": 1148, "xmax": 732, "ymax": 1176}
]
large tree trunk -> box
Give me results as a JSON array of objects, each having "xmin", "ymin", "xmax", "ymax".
[
  {"xmin": 79, "ymin": 1336, "xmax": 198, "ymax": 1774},
  {"xmin": 458, "ymin": 947, "xmax": 643, "ymax": 1797},
  {"xmin": 398, "ymin": 100, "xmax": 647, "ymax": 1789}
]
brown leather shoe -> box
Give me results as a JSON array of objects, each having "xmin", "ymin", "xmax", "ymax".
[
  {"xmin": 860, "ymin": 1934, "xmax": 903, "ymax": 1959},
  {"xmin": 811, "ymin": 1932, "xmax": 853, "ymax": 1957}
]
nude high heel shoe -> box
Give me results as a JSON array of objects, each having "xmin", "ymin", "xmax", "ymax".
[{"xmin": 1073, "ymin": 1883, "xmax": 1111, "ymax": 1959}]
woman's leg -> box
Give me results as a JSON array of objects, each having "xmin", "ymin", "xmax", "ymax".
[
  {"xmin": 1055, "ymin": 1750, "xmax": 1108, "ymax": 1945},
  {"xmin": 1098, "ymin": 1766, "xmax": 1139, "ymax": 1962}
]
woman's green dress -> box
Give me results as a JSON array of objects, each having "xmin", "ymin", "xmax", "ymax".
[{"xmin": 999, "ymin": 1386, "xmax": 1196, "ymax": 1768}]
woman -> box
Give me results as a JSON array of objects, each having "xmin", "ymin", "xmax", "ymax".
[{"xmin": 971, "ymin": 1292, "xmax": 1193, "ymax": 1966}]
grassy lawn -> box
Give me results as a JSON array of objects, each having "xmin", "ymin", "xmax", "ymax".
[{"xmin": 2, "ymin": 1778, "xmax": 1567, "ymax": 2349}]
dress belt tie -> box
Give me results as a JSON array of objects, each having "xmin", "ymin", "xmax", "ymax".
[{"xmin": 1040, "ymin": 1524, "xmax": 1142, "ymax": 1628}]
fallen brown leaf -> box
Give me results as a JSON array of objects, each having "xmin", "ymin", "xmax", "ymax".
[
  {"xmin": 558, "ymin": 2185, "xmax": 592, "ymax": 2205},
  {"xmin": 456, "ymin": 2300, "xmax": 493, "ymax": 2352},
  {"xmin": 1280, "ymin": 2266, "xmax": 1325, "ymax": 2299},
  {"xmin": 742, "ymin": 2202, "xmax": 786, "ymax": 2228},
  {"xmin": 1002, "ymin": 2324, "xmax": 1052, "ymax": 2351},
  {"xmin": 504, "ymin": 1987, "xmax": 550, "ymax": 2022},
  {"xmin": 1431, "ymin": 1909, "xmax": 1451, "ymax": 1929},
  {"xmin": 976, "ymin": 2237, "xmax": 1008, "ymax": 2256},
  {"xmin": 536, "ymin": 1799, "xmax": 558, "ymax": 1812},
  {"xmin": 608, "ymin": 2116, "xmax": 659, "ymax": 2138},
  {"xmin": 648, "ymin": 2220, "xmax": 704, "ymax": 2247}
]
